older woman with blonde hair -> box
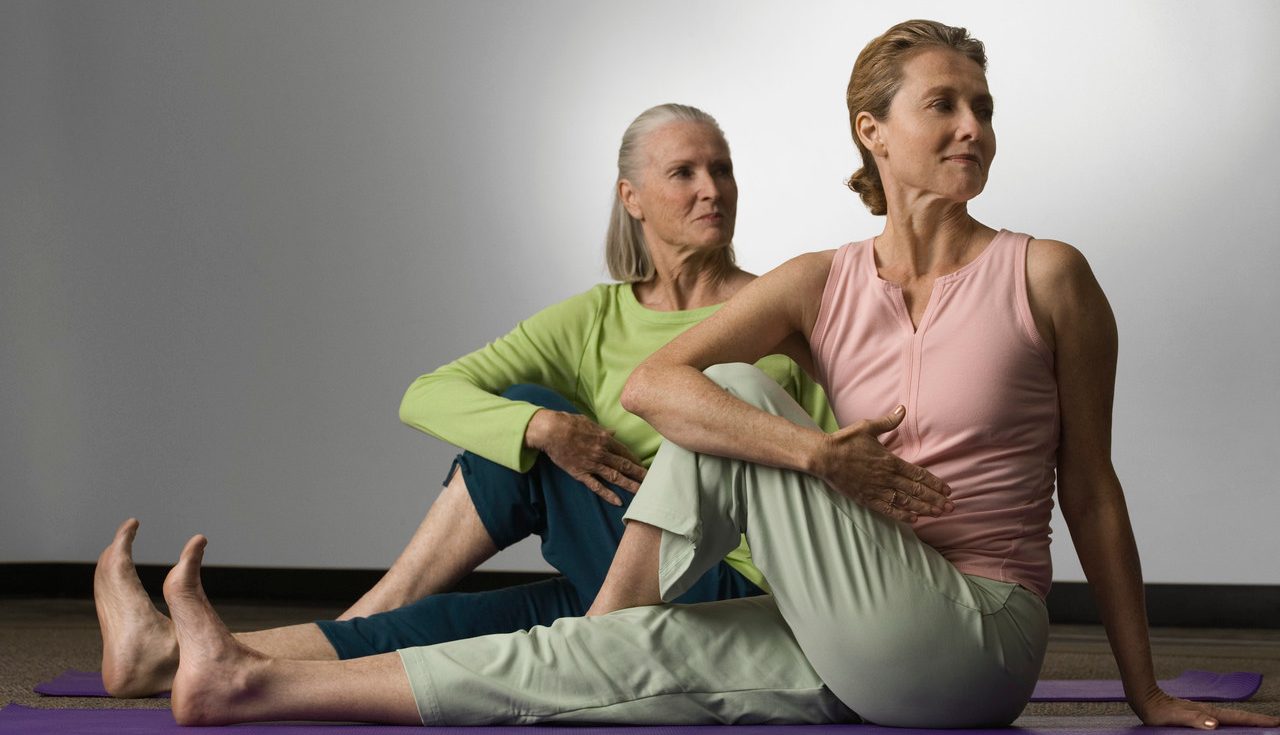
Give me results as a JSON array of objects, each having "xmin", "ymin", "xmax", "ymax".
[
  {"xmin": 107, "ymin": 20, "xmax": 1278, "ymax": 731},
  {"xmin": 93, "ymin": 102, "xmax": 831, "ymax": 697}
]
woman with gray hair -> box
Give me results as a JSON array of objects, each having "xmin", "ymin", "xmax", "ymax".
[{"xmin": 93, "ymin": 103, "xmax": 833, "ymax": 698}]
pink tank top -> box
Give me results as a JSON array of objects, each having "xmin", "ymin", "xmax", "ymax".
[{"xmin": 810, "ymin": 229, "xmax": 1058, "ymax": 599}]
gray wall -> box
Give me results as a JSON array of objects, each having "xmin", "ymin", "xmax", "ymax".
[{"xmin": 3, "ymin": 1, "xmax": 1277, "ymax": 583}]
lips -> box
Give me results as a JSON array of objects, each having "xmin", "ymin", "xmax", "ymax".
[{"xmin": 944, "ymin": 154, "xmax": 981, "ymax": 166}]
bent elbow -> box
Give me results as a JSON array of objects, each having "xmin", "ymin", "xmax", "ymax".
[
  {"xmin": 620, "ymin": 364, "xmax": 653, "ymax": 417},
  {"xmin": 398, "ymin": 374, "xmax": 431, "ymax": 427}
]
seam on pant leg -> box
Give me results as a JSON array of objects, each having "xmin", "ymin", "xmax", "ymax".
[
  {"xmin": 997, "ymin": 584, "xmax": 1049, "ymax": 673},
  {"xmin": 397, "ymin": 648, "xmax": 441, "ymax": 725},
  {"xmin": 966, "ymin": 575, "xmax": 1018, "ymax": 615},
  {"xmin": 622, "ymin": 502, "xmax": 699, "ymax": 541},
  {"xmin": 656, "ymin": 535, "xmax": 699, "ymax": 601},
  {"xmin": 511, "ymin": 684, "xmax": 856, "ymax": 723},
  {"xmin": 623, "ymin": 503, "xmax": 704, "ymax": 601}
]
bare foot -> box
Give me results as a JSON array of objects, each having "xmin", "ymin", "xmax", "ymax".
[
  {"xmin": 165, "ymin": 535, "xmax": 273, "ymax": 726},
  {"xmin": 94, "ymin": 518, "xmax": 179, "ymax": 697}
]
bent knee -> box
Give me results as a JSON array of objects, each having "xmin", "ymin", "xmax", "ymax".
[
  {"xmin": 702, "ymin": 362, "xmax": 773, "ymax": 390},
  {"xmin": 702, "ymin": 363, "xmax": 817, "ymax": 428},
  {"xmin": 702, "ymin": 362, "xmax": 783, "ymax": 405}
]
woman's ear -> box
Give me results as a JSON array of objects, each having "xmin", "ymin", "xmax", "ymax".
[
  {"xmin": 855, "ymin": 111, "xmax": 885, "ymax": 156},
  {"xmin": 619, "ymin": 179, "xmax": 644, "ymax": 220}
]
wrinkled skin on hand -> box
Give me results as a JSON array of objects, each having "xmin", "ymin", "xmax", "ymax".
[{"xmin": 526, "ymin": 410, "xmax": 647, "ymax": 506}]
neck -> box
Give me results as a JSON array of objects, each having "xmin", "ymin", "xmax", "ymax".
[
  {"xmin": 877, "ymin": 190, "xmax": 992, "ymax": 277},
  {"xmin": 633, "ymin": 245, "xmax": 745, "ymax": 311}
]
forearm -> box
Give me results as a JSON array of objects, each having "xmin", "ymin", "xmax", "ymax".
[
  {"xmin": 623, "ymin": 361, "xmax": 827, "ymax": 474},
  {"xmin": 1066, "ymin": 490, "xmax": 1157, "ymax": 703},
  {"xmin": 400, "ymin": 370, "xmax": 543, "ymax": 471},
  {"xmin": 399, "ymin": 291, "xmax": 594, "ymax": 470}
]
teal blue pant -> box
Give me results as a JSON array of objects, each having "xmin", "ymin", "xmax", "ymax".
[{"xmin": 398, "ymin": 365, "xmax": 1048, "ymax": 727}]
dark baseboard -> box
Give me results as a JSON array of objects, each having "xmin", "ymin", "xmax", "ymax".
[
  {"xmin": 0, "ymin": 562, "xmax": 555, "ymax": 606},
  {"xmin": 1046, "ymin": 581, "xmax": 1279, "ymax": 629},
  {"xmin": 2, "ymin": 563, "xmax": 1275, "ymax": 628}
]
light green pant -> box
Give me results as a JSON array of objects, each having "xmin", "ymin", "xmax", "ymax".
[{"xmin": 399, "ymin": 363, "xmax": 1047, "ymax": 727}]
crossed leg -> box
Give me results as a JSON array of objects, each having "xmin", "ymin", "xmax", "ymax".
[{"xmin": 590, "ymin": 363, "xmax": 1048, "ymax": 727}]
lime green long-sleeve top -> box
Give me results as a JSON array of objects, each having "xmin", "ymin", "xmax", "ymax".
[{"xmin": 399, "ymin": 283, "xmax": 837, "ymax": 588}]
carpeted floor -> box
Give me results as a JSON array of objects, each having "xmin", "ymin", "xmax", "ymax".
[{"xmin": 2, "ymin": 598, "xmax": 1278, "ymax": 723}]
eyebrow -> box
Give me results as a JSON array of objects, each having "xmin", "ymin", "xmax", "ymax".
[
  {"xmin": 920, "ymin": 85, "xmax": 995, "ymax": 105},
  {"xmin": 663, "ymin": 157, "xmax": 732, "ymax": 168}
]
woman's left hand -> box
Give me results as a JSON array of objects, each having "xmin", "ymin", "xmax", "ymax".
[{"xmin": 1133, "ymin": 688, "xmax": 1280, "ymax": 729}]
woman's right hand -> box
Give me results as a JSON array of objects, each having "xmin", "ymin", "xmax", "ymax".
[
  {"xmin": 524, "ymin": 409, "xmax": 647, "ymax": 506},
  {"xmin": 813, "ymin": 406, "xmax": 954, "ymax": 523}
]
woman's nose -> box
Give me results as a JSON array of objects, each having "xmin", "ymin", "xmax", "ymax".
[
  {"xmin": 956, "ymin": 108, "xmax": 983, "ymax": 141},
  {"xmin": 696, "ymin": 170, "xmax": 721, "ymax": 200}
]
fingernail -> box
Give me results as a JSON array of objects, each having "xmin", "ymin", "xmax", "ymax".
[
  {"xmin": 1203, "ymin": 719, "xmax": 1216, "ymax": 728},
  {"xmin": 908, "ymin": 513, "xmax": 918, "ymax": 523},
  {"xmin": 944, "ymin": 501, "xmax": 955, "ymax": 512},
  {"xmin": 894, "ymin": 405, "xmax": 906, "ymax": 415}
]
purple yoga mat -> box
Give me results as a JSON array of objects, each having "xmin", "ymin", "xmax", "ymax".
[
  {"xmin": 0, "ymin": 704, "xmax": 418, "ymax": 733},
  {"xmin": 2, "ymin": 706, "xmax": 1277, "ymax": 735},
  {"xmin": 1030, "ymin": 670, "xmax": 1262, "ymax": 703},
  {"xmin": 33, "ymin": 669, "xmax": 167, "ymax": 698},
  {"xmin": 34, "ymin": 668, "xmax": 1264, "ymax": 703}
]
